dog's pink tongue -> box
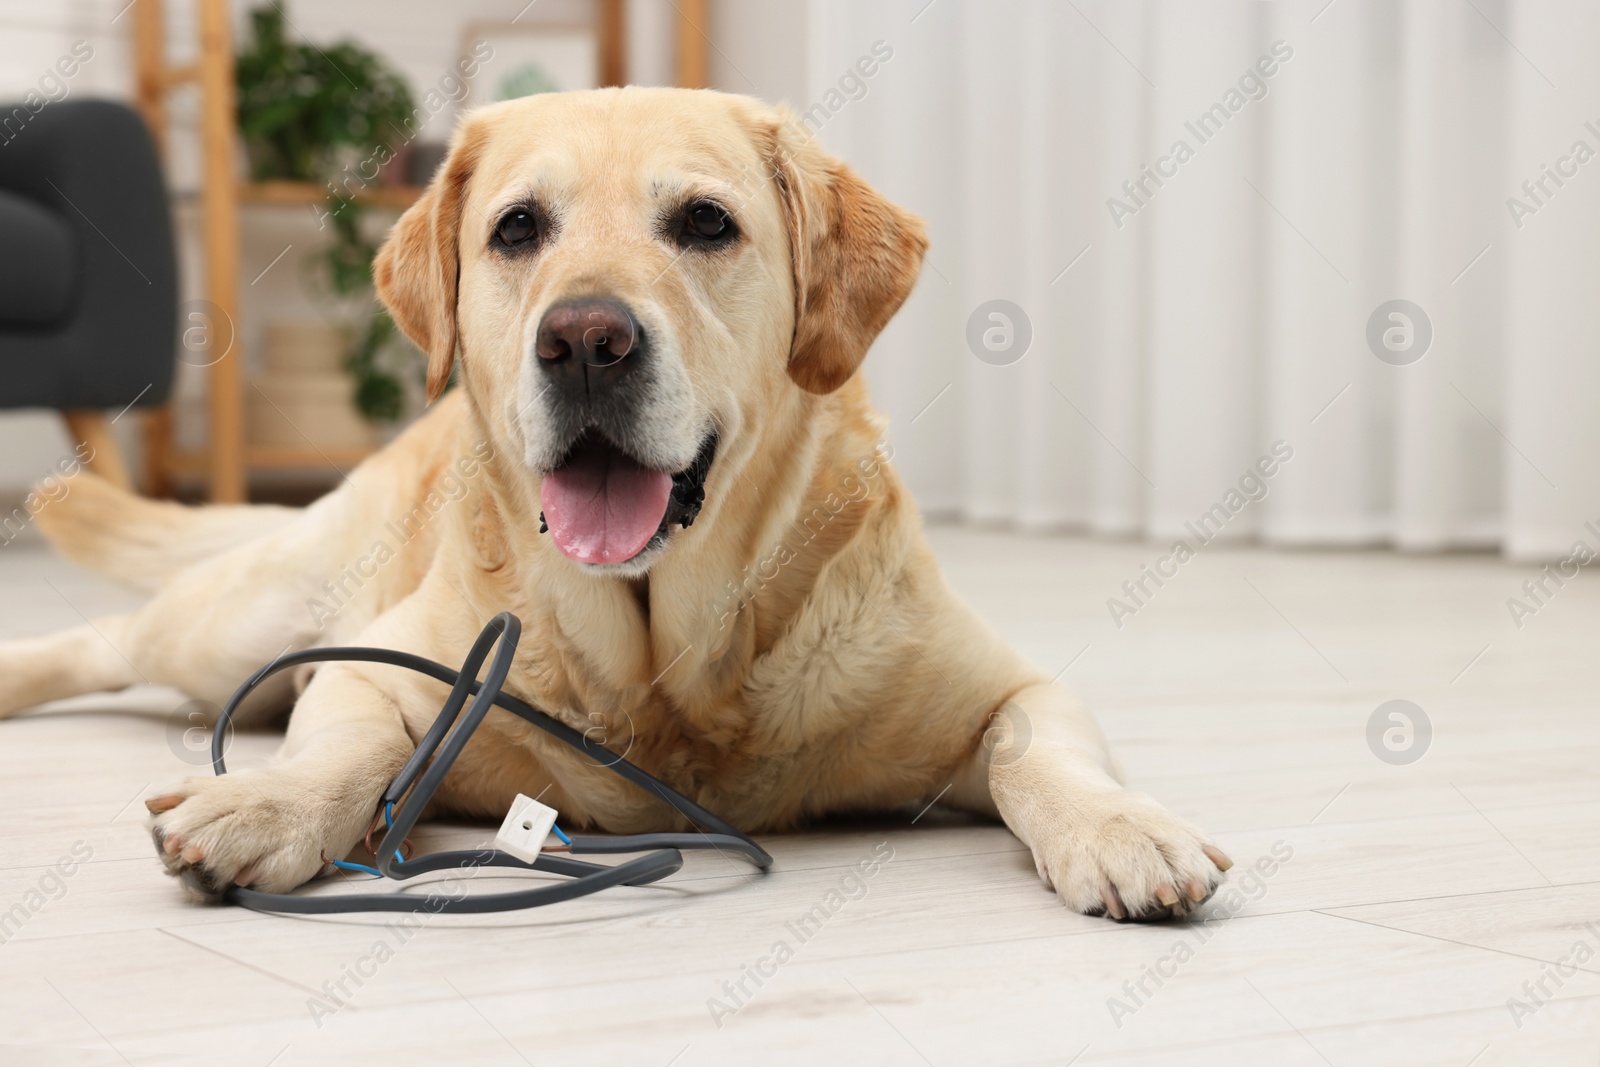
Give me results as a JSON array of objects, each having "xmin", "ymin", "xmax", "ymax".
[{"xmin": 540, "ymin": 446, "xmax": 673, "ymax": 565}]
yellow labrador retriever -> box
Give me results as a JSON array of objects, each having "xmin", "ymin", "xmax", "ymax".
[{"xmin": 2, "ymin": 88, "xmax": 1229, "ymax": 920}]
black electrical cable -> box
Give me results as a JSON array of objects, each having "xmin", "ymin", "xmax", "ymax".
[{"xmin": 201, "ymin": 612, "xmax": 771, "ymax": 914}]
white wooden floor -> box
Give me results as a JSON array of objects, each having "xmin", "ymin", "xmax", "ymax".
[{"xmin": 2, "ymin": 527, "xmax": 1598, "ymax": 1066}]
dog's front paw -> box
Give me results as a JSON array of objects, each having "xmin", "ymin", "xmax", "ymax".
[
  {"xmin": 1026, "ymin": 789, "xmax": 1232, "ymax": 921},
  {"xmin": 145, "ymin": 770, "xmax": 364, "ymax": 899}
]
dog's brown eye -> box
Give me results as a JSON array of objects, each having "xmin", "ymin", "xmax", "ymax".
[
  {"xmin": 684, "ymin": 201, "xmax": 731, "ymax": 241},
  {"xmin": 495, "ymin": 210, "xmax": 537, "ymax": 247}
]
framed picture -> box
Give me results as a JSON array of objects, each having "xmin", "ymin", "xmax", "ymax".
[{"xmin": 462, "ymin": 6, "xmax": 625, "ymax": 106}]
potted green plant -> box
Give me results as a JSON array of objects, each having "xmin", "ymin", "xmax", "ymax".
[{"xmin": 235, "ymin": 4, "xmax": 418, "ymax": 423}]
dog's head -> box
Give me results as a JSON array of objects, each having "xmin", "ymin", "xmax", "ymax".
[{"xmin": 375, "ymin": 88, "xmax": 925, "ymax": 575}]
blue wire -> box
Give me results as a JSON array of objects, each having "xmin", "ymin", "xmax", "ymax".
[
  {"xmin": 552, "ymin": 824, "xmax": 571, "ymax": 845},
  {"xmin": 328, "ymin": 799, "xmax": 399, "ymax": 877},
  {"xmin": 383, "ymin": 802, "xmax": 404, "ymax": 865},
  {"xmin": 331, "ymin": 858, "xmax": 383, "ymax": 877}
]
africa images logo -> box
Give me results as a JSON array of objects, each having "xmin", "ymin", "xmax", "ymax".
[{"xmin": 1366, "ymin": 300, "xmax": 1432, "ymax": 366}]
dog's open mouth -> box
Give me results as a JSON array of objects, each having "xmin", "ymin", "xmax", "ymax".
[{"xmin": 538, "ymin": 430, "xmax": 716, "ymax": 565}]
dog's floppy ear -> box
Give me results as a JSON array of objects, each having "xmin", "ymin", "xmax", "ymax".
[
  {"xmin": 373, "ymin": 119, "xmax": 488, "ymax": 403},
  {"xmin": 765, "ymin": 114, "xmax": 928, "ymax": 395}
]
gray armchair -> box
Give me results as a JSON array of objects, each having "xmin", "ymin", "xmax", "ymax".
[{"xmin": 0, "ymin": 98, "xmax": 177, "ymax": 485}]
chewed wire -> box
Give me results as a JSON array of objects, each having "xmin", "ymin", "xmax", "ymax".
[
  {"xmin": 330, "ymin": 858, "xmax": 383, "ymax": 877},
  {"xmin": 211, "ymin": 613, "xmax": 772, "ymax": 914},
  {"xmin": 329, "ymin": 802, "xmax": 410, "ymax": 877}
]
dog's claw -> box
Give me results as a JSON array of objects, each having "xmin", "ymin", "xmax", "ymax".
[{"xmin": 145, "ymin": 793, "xmax": 184, "ymax": 814}]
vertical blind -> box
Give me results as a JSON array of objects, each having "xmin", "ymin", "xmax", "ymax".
[{"xmin": 805, "ymin": 0, "xmax": 1600, "ymax": 561}]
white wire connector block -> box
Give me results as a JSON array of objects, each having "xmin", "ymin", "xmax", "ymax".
[{"xmin": 494, "ymin": 793, "xmax": 560, "ymax": 863}]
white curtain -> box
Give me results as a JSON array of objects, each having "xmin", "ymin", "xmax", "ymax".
[{"xmin": 805, "ymin": 0, "xmax": 1600, "ymax": 561}]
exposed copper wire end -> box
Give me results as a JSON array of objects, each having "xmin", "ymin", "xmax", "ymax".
[{"xmin": 362, "ymin": 808, "xmax": 385, "ymax": 857}]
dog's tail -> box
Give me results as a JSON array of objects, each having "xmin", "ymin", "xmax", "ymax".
[{"xmin": 34, "ymin": 472, "xmax": 298, "ymax": 594}]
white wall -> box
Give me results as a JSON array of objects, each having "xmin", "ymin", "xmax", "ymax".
[
  {"xmin": 791, "ymin": 0, "xmax": 1600, "ymax": 561},
  {"xmin": 705, "ymin": 0, "xmax": 807, "ymax": 109}
]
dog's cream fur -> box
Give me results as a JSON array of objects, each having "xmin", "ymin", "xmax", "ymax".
[{"xmin": 2, "ymin": 89, "xmax": 1228, "ymax": 919}]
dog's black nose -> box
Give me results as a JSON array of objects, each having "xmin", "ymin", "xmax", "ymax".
[{"xmin": 536, "ymin": 298, "xmax": 642, "ymax": 395}]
